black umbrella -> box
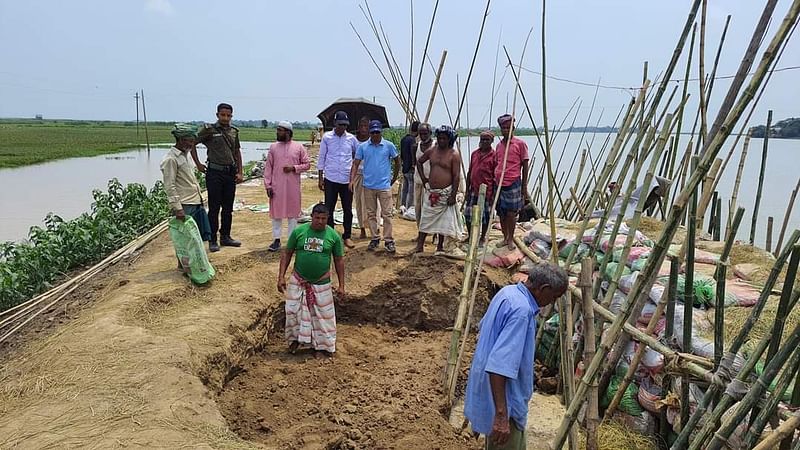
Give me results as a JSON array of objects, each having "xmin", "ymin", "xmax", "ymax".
[{"xmin": 317, "ymin": 97, "xmax": 390, "ymax": 133}]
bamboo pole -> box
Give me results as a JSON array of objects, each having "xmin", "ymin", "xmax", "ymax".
[
  {"xmin": 728, "ymin": 134, "xmax": 751, "ymax": 230},
  {"xmin": 678, "ymin": 233, "xmax": 800, "ymax": 450},
  {"xmin": 141, "ymin": 90, "xmax": 151, "ymax": 154},
  {"xmin": 559, "ymin": 1, "xmax": 800, "ymax": 445},
  {"xmin": 750, "ymin": 109, "xmax": 773, "ymax": 245},
  {"xmin": 706, "ymin": 325, "xmax": 800, "ymax": 450},
  {"xmin": 766, "ymin": 244, "xmax": 800, "ymax": 364},
  {"xmin": 707, "ymin": 190, "xmax": 718, "ymax": 235},
  {"xmin": 713, "ymin": 196, "xmax": 722, "ymax": 241},
  {"xmin": 680, "ymin": 155, "xmax": 699, "ymax": 428},
  {"xmin": 776, "ymin": 176, "xmax": 800, "ymax": 257},
  {"xmin": 695, "ymin": 157, "xmax": 722, "ymax": 230},
  {"xmin": 411, "ymin": 0, "xmax": 440, "ymax": 112},
  {"xmin": 715, "ymin": 208, "xmax": 745, "ymax": 366},
  {"xmin": 660, "ymin": 256, "xmax": 680, "ymax": 446},
  {"xmin": 697, "ymin": 0, "xmax": 709, "ymax": 143},
  {"xmin": 744, "ymin": 311, "xmax": 800, "ymax": 448},
  {"xmin": 752, "ymin": 411, "xmax": 800, "ymax": 450},
  {"xmin": 423, "ymin": 51, "xmax": 447, "ymax": 123},
  {"xmin": 579, "ymin": 258, "xmax": 599, "ymax": 450},
  {"xmin": 444, "ymin": 186, "xmax": 485, "ymax": 401},
  {"xmin": 767, "ymin": 216, "xmax": 774, "ymax": 253},
  {"xmin": 452, "ymin": 0, "xmax": 492, "ymax": 131}
]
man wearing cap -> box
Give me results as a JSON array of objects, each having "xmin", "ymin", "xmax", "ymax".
[
  {"xmin": 465, "ymin": 130, "xmax": 497, "ymax": 247},
  {"xmin": 350, "ymin": 120, "xmax": 400, "ymax": 253},
  {"xmin": 318, "ymin": 111, "xmax": 359, "ymax": 248},
  {"xmin": 162, "ymin": 123, "xmax": 212, "ymax": 244},
  {"xmin": 264, "ymin": 121, "xmax": 311, "ymax": 252},
  {"xmin": 494, "ymin": 114, "xmax": 531, "ymax": 249},
  {"xmin": 415, "ymin": 125, "xmax": 464, "ymax": 255},
  {"xmin": 352, "ymin": 116, "xmax": 371, "ymax": 240},
  {"xmin": 193, "ymin": 102, "xmax": 243, "ymax": 252}
]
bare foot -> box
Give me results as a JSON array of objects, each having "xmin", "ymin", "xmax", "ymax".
[
  {"xmin": 288, "ymin": 341, "xmax": 299, "ymax": 354},
  {"xmin": 314, "ymin": 350, "xmax": 332, "ymax": 360},
  {"xmin": 359, "ymin": 231, "xmax": 368, "ymax": 239},
  {"xmin": 343, "ymin": 238, "xmax": 355, "ymax": 249},
  {"xmin": 414, "ymin": 245, "xmax": 425, "ymax": 253}
]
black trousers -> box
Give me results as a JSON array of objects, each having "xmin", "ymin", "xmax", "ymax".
[
  {"xmin": 324, "ymin": 179, "xmax": 353, "ymax": 239},
  {"xmin": 206, "ymin": 167, "xmax": 236, "ymax": 240}
]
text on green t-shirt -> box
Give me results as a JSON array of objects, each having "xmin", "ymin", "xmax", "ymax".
[{"xmin": 287, "ymin": 223, "xmax": 344, "ymax": 284}]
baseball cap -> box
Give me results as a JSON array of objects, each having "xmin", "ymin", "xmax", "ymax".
[
  {"xmin": 334, "ymin": 111, "xmax": 350, "ymax": 126},
  {"xmin": 369, "ymin": 120, "xmax": 383, "ymax": 133}
]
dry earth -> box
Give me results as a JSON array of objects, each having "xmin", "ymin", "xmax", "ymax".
[{"xmin": 0, "ymin": 151, "xmax": 567, "ymax": 449}]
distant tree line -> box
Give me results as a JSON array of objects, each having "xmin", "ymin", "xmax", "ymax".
[{"xmin": 750, "ymin": 117, "xmax": 800, "ymax": 139}]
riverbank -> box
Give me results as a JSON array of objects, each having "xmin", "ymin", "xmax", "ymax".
[{"xmin": 0, "ymin": 120, "xmax": 312, "ymax": 168}]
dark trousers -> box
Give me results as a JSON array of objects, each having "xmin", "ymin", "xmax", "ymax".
[
  {"xmin": 324, "ymin": 179, "xmax": 353, "ymax": 239},
  {"xmin": 206, "ymin": 168, "xmax": 236, "ymax": 240}
]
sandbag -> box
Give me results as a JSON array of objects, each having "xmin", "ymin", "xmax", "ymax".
[
  {"xmin": 637, "ymin": 378, "xmax": 663, "ymax": 414},
  {"xmin": 613, "ymin": 246, "xmax": 652, "ymax": 266},
  {"xmin": 169, "ymin": 217, "xmax": 215, "ymax": 285},
  {"xmin": 604, "ymin": 262, "xmax": 632, "ymax": 281},
  {"xmin": 724, "ymin": 279, "xmax": 761, "ymax": 307},
  {"xmin": 602, "ymin": 375, "xmax": 643, "ymax": 417},
  {"xmin": 662, "ymin": 274, "xmax": 715, "ymax": 308}
]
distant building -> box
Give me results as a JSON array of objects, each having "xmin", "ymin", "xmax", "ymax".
[{"xmin": 35, "ymin": 114, "xmax": 43, "ymax": 120}]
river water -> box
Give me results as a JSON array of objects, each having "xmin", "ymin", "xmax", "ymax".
[{"xmin": 1, "ymin": 135, "xmax": 798, "ymax": 247}]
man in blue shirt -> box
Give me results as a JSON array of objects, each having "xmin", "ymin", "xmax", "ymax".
[
  {"xmin": 349, "ymin": 120, "xmax": 400, "ymax": 253},
  {"xmin": 465, "ymin": 262, "xmax": 568, "ymax": 449}
]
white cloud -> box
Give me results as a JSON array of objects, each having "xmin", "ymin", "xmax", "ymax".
[{"xmin": 145, "ymin": 0, "xmax": 174, "ymax": 16}]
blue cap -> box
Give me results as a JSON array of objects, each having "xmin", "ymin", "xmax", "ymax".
[{"xmin": 369, "ymin": 120, "xmax": 383, "ymax": 133}]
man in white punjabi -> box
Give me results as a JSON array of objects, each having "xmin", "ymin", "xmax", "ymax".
[
  {"xmin": 278, "ymin": 203, "xmax": 345, "ymax": 358},
  {"xmin": 415, "ymin": 125, "xmax": 464, "ymax": 255}
]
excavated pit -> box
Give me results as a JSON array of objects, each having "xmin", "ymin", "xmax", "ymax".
[{"xmin": 211, "ymin": 257, "xmax": 497, "ymax": 450}]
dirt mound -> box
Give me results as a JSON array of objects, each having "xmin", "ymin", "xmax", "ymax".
[{"xmin": 215, "ymin": 257, "xmax": 495, "ymax": 450}]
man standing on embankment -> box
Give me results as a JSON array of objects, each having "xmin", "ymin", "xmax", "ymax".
[
  {"xmin": 494, "ymin": 114, "xmax": 530, "ymax": 250},
  {"xmin": 464, "ymin": 262, "xmax": 567, "ymax": 449},
  {"xmin": 192, "ymin": 102, "xmax": 244, "ymax": 252},
  {"xmin": 264, "ymin": 121, "xmax": 311, "ymax": 252},
  {"xmin": 318, "ymin": 111, "xmax": 358, "ymax": 249}
]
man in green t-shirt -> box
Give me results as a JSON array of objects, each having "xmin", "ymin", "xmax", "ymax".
[{"xmin": 278, "ymin": 203, "xmax": 346, "ymax": 357}]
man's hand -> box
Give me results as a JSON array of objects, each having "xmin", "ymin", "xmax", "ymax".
[
  {"xmin": 235, "ymin": 173, "xmax": 244, "ymax": 183},
  {"xmin": 391, "ymin": 177, "xmax": 398, "ymax": 186},
  {"xmin": 266, "ymin": 188, "xmax": 274, "ymax": 198},
  {"xmin": 196, "ymin": 163, "xmax": 207, "ymax": 173},
  {"xmin": 335, "ymin": 285, "xmax": 345, "ymax": 299},
  {"xmin": 348, "ymin": 182, "xmax": 354, "ymax": 192},
  {"xmin": 490, "ymin": 413, "xmax": 511, "ymax": 446},
  {"xmin": 318, "ymin": 179, "xmax": 325, "ymax": 191},
  {"xmin": 523, "ymin": 190, "xmax": 532, "ymax": 204},
  {"xmin": 175, "ymin": 209, "xmax": 186, "ymax": 221},
  {"xmin": 283, "ymin": 165, "xmax": 295, "ymax": 173},
  {"xmin": 447, "ymin": 195, "xmax": 457, "ymax": 206},
  {"xmin": 277, "ymin": 277, "xmax": 287, "ymax": 293}
]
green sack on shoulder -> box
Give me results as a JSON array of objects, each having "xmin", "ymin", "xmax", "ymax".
[{"xmin": 169, "ymin": 216, "xmax": 215, "ymax": 284}]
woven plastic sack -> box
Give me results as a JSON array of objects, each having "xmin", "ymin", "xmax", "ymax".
[
  {"xmin": 602, "ymin": 375, "xmax": 643, "ymax": 417},
  {"xmin": 637, "ymin": 378, "xmax": 663, "ymax": 414},
  {"xmin": 169, "ymin": 217, "xmax": 216, "ymax": 285},
  {"xmin": 604, "ymin": 262, "xmax": 631, "ymax": 281},
  {"xmin": 169, "ymin": 217, "xmax": 215, "ymax": 284},
  {"xmin": 536, "ymin": 314, "xmax": 560, "ymax": 367},
  {"xmin": 663, "ymin": 274, "xmax": 715, "ymax": 307}
]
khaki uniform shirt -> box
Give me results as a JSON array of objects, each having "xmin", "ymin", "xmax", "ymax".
[
  {"xmin": 197, "ymin": 122, "xmax": 240, "ymax": 166},
  {"xmin": 161, "ymin": 147, "xmax": 202, "ymax": 211}
]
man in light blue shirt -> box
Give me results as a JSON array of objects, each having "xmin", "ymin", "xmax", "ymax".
[
  {"xmin": 318, "ymin": 111, "xmax": 359, "ymax": 248},
  {"xmin": 464, "ymin": 262, "xmax": 568, "ymax": 449},
  {"xmin": 349, "ymin": 120, "xmax": 400, "ymax": 253}
]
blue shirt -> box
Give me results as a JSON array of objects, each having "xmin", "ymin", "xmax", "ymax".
[
  {"xmin": 355, "ymin": 138, "xmax": 398, "ymax": 190},
  {"xmin": 464, "ymin": 283, "xmax": 540, "ymax": 435},
  {"xmin": 318, "ymin": 130, "xmax": 358, "ymax": 184}
]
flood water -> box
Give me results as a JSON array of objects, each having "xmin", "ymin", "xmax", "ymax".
[
  {"xmin": 0, "ymin": 142, "xmax": 272, "ymax": 243},
  {"xmin": 2, "ymin": 135, "xmax": 798, "ymax": 247}
]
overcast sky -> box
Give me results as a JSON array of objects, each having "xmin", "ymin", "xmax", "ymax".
[{"xmin": 1, "ymin": 0, "xmax": 797, "ymax": 128}]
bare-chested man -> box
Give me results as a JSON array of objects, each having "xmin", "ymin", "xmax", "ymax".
[{"xmin": 415, "ymin": 125, "xmax": 465, "ymax": 254}]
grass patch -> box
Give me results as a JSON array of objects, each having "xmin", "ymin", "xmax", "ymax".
[{"xmin": 0, "ymin": 120, "xmax": 312, "ymax": 168}]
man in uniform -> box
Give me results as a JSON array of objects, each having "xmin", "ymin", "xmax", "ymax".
[
  {"xmin": 278, "ymin": 203, "xmax": 345, "ymax": 358},
  {"xmin": 318, "ymin": 111, "xmax": 358, "ymax": 248},
  {"xmin": 192, "ymin": 102, "xmax": 243, "ymax": 252}
]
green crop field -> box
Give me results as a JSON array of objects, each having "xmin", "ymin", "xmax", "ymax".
[{"xmin": 0, "ymin": 120, "xmax": 312, "ymax": 168}]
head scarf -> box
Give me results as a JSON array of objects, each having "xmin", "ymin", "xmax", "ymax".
[
  {"xmin": 171, "ymin": 123, "xmax": 198, "ymax": 139},
  {"xmin": 497, "ymin": 114, "xmax": 514, "ymax": 126},
  {"xmin": 479, "ymin": 129, "xmax": 495, "ymax": 140},
  {"xmin": 434, "ymin": 125, "xmax": 457, "ymax": 146},
  {"xmin": 277, "ymin": 121, "xmax": 293, "ymax": 131}
]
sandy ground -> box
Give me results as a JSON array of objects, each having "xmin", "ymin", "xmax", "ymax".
[{"xmin": 0, "ymin": 149, "xmax": 568, "ymax": 449}]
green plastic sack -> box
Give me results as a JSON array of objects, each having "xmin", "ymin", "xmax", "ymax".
[
  {"xmin": 169, "ymin": 217, "xmax": 216, "ymax": 284},
  {"xmin": 536, "ymin": 314, "xmax": 561, "ymax": 368},
  {"xmin": 604, "ymin": 262, "xmax": 631, "ymax": 281},
  {"xmin": 660, "ymin": 274, "xmax": 715, "ymax": 307},
  {"xmin": 755, "ymin": 361, "xmax": 795, "ymax": 401},
  {"xmin": 602, "ymin": 375, "xmax": 643, "ymax": 417}
]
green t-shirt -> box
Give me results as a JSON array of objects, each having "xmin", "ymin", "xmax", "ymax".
[{"xmin": 288, "ymin": 223, "xmax": 344, "ymax": 284}]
